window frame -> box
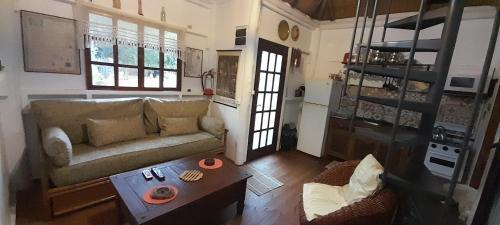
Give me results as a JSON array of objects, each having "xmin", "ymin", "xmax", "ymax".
[{"xmin": 84, "ymin": 14, "xmax": 182, "ymax": 91}]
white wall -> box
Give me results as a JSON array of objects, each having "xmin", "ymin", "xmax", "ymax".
[
  {"xmin": 315, "ymin": 7, "xmax": 499, "ymax": 80},
  {"xmin": 0, "ymin": 0, "xmax": 25, "ymax": 223},
  {"xmin": 257, "ymin": 4, "xmax": 316, "ymax": 134},
  {"xmin": 0, "ymin": 118, "xmax": 13, "ymax": 225},
  {"xmin": 16, "ymin": 0, "xmax": 214, "ymax": 97},
  {"xmin": 209, "ymin": 0, "xmax": 319, "ymax": 164},
  {"xmin": 210, "ymin": 0, "xmax": 255, "ymax": 164}
]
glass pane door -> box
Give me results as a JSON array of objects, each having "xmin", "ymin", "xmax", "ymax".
[{"xmin": 247, "ymin": 39, "xmax": 288, "ymax": 161}]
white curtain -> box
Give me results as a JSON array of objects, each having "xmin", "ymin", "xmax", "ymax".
[{"xmin": 73, "ymin": 1, "xmax": 185, "ymax": 60}]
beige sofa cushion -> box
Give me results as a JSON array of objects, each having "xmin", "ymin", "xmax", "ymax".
[
  {"xmin": 42, "ymin": 127, "xmax": 72, "ymax": 167},
  {"xmin": 144, "ymin": 98, "xmax": 209, "ymax": 133},
  {"xmin": 200, "ymin": 116, "xmax": 225, "ymax": 139},
  {"xmin": 159, "ymin": 117, "xmax": 199, "ymax": 137},
  {"xmin": 31, "ymin": 98, "xmax": 144, "ymax": 144},
  {"xmin": 87, "ymin": 115, "xmax": 147, "ymax": 147},
  {"xmin": 49, "ymin": 132, "xmax": 224, "ymax": 187}
]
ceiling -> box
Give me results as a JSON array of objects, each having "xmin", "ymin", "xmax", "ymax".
[{"xmin": 281, "ymin": 0, "xmax": 496, "ymax": 21}]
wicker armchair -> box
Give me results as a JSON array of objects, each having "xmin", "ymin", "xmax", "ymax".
[{"xmin": 299, "ymin": 160, "xmax": 397, "ymax": 225}]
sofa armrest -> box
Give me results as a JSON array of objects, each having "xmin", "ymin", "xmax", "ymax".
[
  {"xmin": 41, "ymin": 127, "xmax": 72, "ymax": 167},
  {"xmin": 200, "ymin": 116, "xmax": 225, "ymax": 140},
  {"xmin": 23, "ymin": 109, "xmax": 44, "ymax": 179}
]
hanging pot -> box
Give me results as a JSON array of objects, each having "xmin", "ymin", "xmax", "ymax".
[
  {"xmin": 369, "ymin": 50, "xmax": 386, "ymax": 64},
  {"xmin": 387, "ymin": 52, "xmax": 404, "ymax": 65}
]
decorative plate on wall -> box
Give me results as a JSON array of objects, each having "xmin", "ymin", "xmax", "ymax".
[
  {"xmin": 291, "ymin": 25, "xmax": 300, "ymax": 41},
  {"xmin": 278, "ymin": 20, "xmax": 290, "ymax": 41}
]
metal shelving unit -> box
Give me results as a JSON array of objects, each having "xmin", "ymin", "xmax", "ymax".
[{"xmin": 342, "ymin": 0, "xmax": 500, "ymax": 224}]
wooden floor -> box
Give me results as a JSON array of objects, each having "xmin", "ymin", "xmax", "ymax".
[{"xmin": 16, "ymin": 150, "xmax": 332, "ymax": 225}]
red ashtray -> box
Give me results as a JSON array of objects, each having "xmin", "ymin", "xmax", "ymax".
[
  {"xmin": 198, "ymin": 158, "xmax": 223, "ymax": 169},
  {"xmin": 143, "ymin": 185, "xmax": 178, "ymax": 205}
]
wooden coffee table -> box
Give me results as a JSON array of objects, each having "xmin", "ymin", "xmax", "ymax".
[{"xmin": 110, "ymin": 153, "xmax": 251, "ymax": 225}]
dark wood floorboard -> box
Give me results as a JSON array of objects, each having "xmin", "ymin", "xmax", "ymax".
[{"xmin": 16, "ymin": 150, "xmax": 331, "ymax": 225}]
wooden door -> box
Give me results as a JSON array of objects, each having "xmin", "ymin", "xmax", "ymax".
[{"xmin": 247, "ymin": 39, "xmax": 288, "ymax": 161}]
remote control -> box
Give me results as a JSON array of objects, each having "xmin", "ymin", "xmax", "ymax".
[
  {"xmin": 142, "ymin": 169, "xmax": 153, "ymax": 180},
  {"xmin": 151, "ymin": 167, "xmax": 165, "ymax": 181}
]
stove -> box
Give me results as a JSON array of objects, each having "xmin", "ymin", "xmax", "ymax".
[{"xmin": 424, "ymin": 122, "xmax": 471, "ymax": 180}]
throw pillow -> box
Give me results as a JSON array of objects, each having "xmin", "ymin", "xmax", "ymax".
[
  {"xmin": 340, "ymin": 154, "xmax": 384, "ymax": 204},
  {"xmin": 158, "ymin": 117, "xmax": 200, "ymax": 137},
  {"xmin": 42, "ymin": 127, "xmax": 72, "ymax": 167},
  {"xmin": 144, "ymin": 98, "xmax": 209, "ymax": 133},
  {"xmin": 87, "ymin": 115, "xmax": 147, "ymax": 147},
  {"xmin": 200, "ymin": 116, "xmax": 225, "ymax": 139}
]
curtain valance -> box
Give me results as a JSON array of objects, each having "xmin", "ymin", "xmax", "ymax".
[{"xmin": 74, "ymin": 0, "xmax": 186, "ymax": 59}]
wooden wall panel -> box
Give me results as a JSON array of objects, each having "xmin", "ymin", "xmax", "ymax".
[{"xmin": 470, "ymin": 88, "xmax": 500, "ymax": 188}]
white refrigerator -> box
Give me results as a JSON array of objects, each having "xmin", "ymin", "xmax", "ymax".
[{"xmin": 297, "ymin": 79, "xmax": 343, "ymax": 157}]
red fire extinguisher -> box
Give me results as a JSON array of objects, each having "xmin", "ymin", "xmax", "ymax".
[{"xmin": 201, "ymin": 69, "xmax": 215, "ymax": 96}]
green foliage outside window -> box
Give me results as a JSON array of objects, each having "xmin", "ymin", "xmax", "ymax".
[
  {"xmin": 118, "ymin": 46, "xmax": 138, "ymax": 66},
  {"xmin": 165, "ymin": 52, "xmax": 177, "ymax": 70}
]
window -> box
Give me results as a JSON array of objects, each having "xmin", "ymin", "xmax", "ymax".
[{"xmin": 85, "ymin": 13, "xmax": 182, "ymax": 91}]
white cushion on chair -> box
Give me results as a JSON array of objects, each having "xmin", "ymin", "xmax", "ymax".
[
  {"xmin": 340, "ymin": 154, "xmax": 384, "ymax": 204},
  {"xmin": 303, "ymin": 154, "xmax": 384, "ymax": 221},
  {"xmin": 303, "ymin": 183, "xmax": 348, "ymax": 221}
]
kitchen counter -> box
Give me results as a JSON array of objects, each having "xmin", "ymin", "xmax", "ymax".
[
  {"xmin": 337, "ymin": 86, "xmax": 476, "ymax": 128},
  {"xmin": 325, "ymin": 116, "xmax": 414, "ymax": 171}
]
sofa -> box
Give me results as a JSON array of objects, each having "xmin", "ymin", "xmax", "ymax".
[{"xmin": 25, "ymin": 97, "xmax": 226, "ymax": 217}]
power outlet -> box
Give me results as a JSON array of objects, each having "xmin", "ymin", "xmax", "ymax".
[{"xmin": 187, "ymin": 89, "xmax": 191, "ymax": 92}]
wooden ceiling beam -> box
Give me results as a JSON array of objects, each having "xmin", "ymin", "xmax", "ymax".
[{"xmin": 282, "ymin": 0, "xmax": 496, "ymax": 21}]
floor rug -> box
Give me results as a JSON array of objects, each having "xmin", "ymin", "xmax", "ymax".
[{"xmin": 244, "ymin": 165, "xmax": 283, "ymax": 196}]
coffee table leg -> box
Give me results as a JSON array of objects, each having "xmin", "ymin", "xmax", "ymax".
[
  {"xmin": 236, "ymin": 180, "xmax": 247, "ymax": 215},
  {"xmin": 237, "ymin": 200, "xmax": 245, "ymax": 215}
]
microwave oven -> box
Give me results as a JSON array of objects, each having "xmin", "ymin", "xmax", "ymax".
[
  {"xmin": 444, "ymin": 65, "xmax": 489, "ymax": 93},
  {"xmin": 444, "ymin": 75, "xmax": 480, "ymax": 93}
]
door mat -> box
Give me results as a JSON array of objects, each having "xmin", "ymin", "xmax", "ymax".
[{"xmin": 244, "ymin": 165, "xmax": 283, "ymax": 196}]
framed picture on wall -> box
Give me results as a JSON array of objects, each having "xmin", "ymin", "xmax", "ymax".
[
  {"xmin": 212, "ymin": 50, "xmax": 241, "ymax": 108},
  {"xmin": 184, "ymin": 47, "xmax": 203, "ymax": 78},
  {"xmin": 20, "ymin": 10, "xmax": 81, "ymax": 74},
  {"xmin": 216, "ymin": 50, "xmax": 241, "ymax": 100}
]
